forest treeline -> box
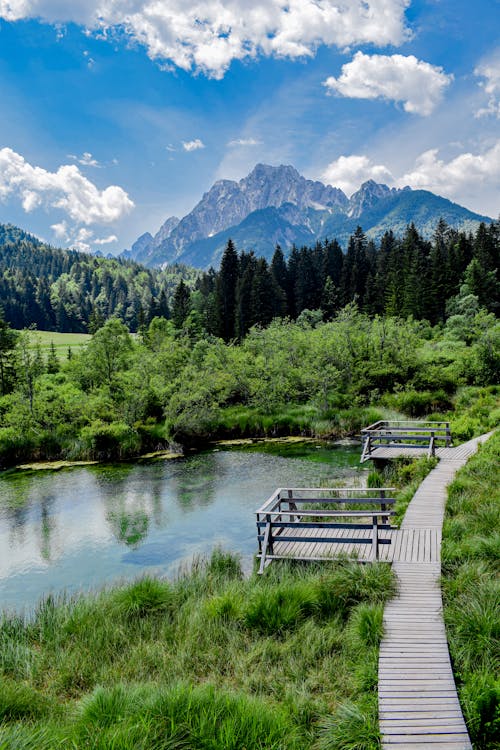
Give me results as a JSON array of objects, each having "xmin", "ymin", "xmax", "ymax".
[
  {"xmin": 0, "ymin": 223, "xmax": 198, "ymax": 332},
  {"xmin": 1, "ymin": 219, "xmax": 498, "ymax": 338},
  {"xmin": 181, "ymin": 219, "xmax": 499, "ymax": 340}
]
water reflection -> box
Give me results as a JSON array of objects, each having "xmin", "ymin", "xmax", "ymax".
[{"xmin": 0, "ymin": 445, "xmax": 365, "ymax": 612}]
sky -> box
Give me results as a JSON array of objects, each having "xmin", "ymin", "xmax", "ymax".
[{"xmin": 0, "ymin": 0, "xmax": 498, "ymax": 254}]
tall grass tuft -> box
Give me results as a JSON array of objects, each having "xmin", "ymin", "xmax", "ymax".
[
  {"xmin": 316, "ymin": 700, "xmax": 380, "ymax": 750},
  {"xmin": 111, "ymin": 577, "xmax": 174, "ymax": 618}
]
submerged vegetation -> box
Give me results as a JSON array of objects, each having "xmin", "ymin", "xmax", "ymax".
[
  {"xmin": 442, "ymin": 432, "xmax": 500, "ymax": 749},
  {"xmin": 0, "ymin": 553, "xmax": 395, "ymax": 749}
]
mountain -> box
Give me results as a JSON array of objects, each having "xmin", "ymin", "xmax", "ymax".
[{"xmin": 124, "ymin": 165, "xmax": 493, "ymax": 268}]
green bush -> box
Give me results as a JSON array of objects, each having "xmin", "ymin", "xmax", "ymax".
[
  {"xmin": 388, "ymin": 389, "xmax": 453, "ymax": 417},
  {"xmin": 78, "ymin": 420, "xmax": 141, "ymax": 460},
  {"xmin": 0, "ymin": 427, "xmax": 36, "ymax": 468}
]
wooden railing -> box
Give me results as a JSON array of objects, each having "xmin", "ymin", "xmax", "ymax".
[
  {"xmin": 360, "ymin": 420, "xmax": 451, "ymax": 462},
  {"xmin": 255, "ymin": 487, "xmax": 396, "ymax": 573}
]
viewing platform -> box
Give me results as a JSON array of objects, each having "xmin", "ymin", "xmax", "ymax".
[{"xmin": 360, "ymin": 420, "xmax": 452, "ymax": 463}]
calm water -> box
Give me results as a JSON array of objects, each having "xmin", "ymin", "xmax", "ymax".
[{"xmin": 0, "ymin": 443, "xmax": 364, "ymax": 614}]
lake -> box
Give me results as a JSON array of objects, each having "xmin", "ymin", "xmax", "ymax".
[{"xmin": 0, "ymin": 441, "xmax": 365, "ymax": 614}]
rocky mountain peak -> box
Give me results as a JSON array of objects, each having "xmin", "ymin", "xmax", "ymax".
[{"xmin": 348, "ymin": 180, "xmax": 398, "ymax": 218}]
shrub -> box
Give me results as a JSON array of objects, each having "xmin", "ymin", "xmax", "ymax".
[{"xmin": 78, "ymin": 420, "xmax": 141, "ymax": 460}]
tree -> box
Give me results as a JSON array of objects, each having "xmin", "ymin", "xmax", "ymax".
[
  {"xmin": 215, "ymin": 239, "xmax": 239, "ymax": 341},
  {"xmin": 0, "ymin": 314, "xmax": 18, "ymax": 395},
  {"xmin": 46, "ymin": 340, "xmax": 60, "ymax": 374},
  {"xmin": 171, "ymin": 280, "xmax": 192, "ymax": 329},
  {"xmin": 84, "ymin": 318, "xmax": 133, "ymax": 387}
]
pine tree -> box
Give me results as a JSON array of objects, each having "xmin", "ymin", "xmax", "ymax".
[
  {"xmin": 0, "ymin": 313, "xmax": 18, "ymax": 395},
  {"xmin": 215, "ymin": 239, "xmax": 239, "ymax": 341},
  {"xmin": 46, "ymin": 340, "xmax": 59, "ymax": 374},
  {"xmin": 171, "ymin": 280, "xmax": 192, "ymax": 329}
]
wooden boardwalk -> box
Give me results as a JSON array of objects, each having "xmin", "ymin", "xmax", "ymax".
[{"xmin": 378, "ymin": 433, "xmax": 493, "ymax": 749}]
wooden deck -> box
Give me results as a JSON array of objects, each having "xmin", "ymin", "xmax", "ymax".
[
  {"xmin": 378, "ymin": 433, "xmax": 493, "ymax": 749},
  {"xmin": 258, "ymin": 526, "xmax": 441, "ymax": 564},
  {"xmin": 360, "ymin": 420, "xmax": 452, "ymax": 463}
]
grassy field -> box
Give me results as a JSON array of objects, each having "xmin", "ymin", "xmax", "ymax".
[
  {"xmin": 0, "ymin": 555, "xmax": 395, "ymax": 749},
  {"xmin": 29, "ymin": 330, "xmax": 91, "ymax": 354},
  {"xmin": 442, "ymin": 430, "xmax": 499, "ymax": 749}
]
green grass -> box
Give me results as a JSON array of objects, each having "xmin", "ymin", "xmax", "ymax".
[
  {"xmin": 30, "ymin": 330, "xmax": 91, "ymax": 353},
  {"xmin": 442, "ymin": 431, "xmax": 500, "ymax": 749},
  {"xmin": 0, "ymin": 552, "xmax": 396, "ymax": 749}
]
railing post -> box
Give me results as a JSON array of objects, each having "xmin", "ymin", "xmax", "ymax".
[
  {"xmin": 428, "ymin": 432, "xmax": 435, "ymax": 459},
  {"xmin": 372, "ymin": 514, "xmax": 379, "ymax": 560},
  {"xmin": 380, "ymin": 489, "xmax": 389, "ymax": 525},
  {"xmin": 288, "ymin": 489, "xmax": 297, "ymax": 522},
  {"xmin": 258, "ymin": 514, "xmax": 274, "ymax": 575}
]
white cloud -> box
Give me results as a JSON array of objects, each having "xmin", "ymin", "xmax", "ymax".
[
  {"xmin": 475, "ymin": 51, "xmax": 500, "ymax": 118},
  {"xmin": 321, "ymin": 155, "xmax": 394, "ymax": 195},
  {"xmin": 182, "ymin": 138, "xmax": 205, "ymax": 152},
  {"xmin": 227, "ymin": 137, "xmax": 261, "ymax": 147},
  {"xmin": 50, "ymin": 222, "xmax": 118, "ymax": 252},
  {"xmin": 0, "ymin": 1, "xmax": 411, "ymax": 78},
  {"xmin": 399, "ymin": 142, "xmax": 500, "ymax": 199},
  {"xmin": 68, "ymin": 151, "xmax": 100, "ymax": 167},
  {"xmin": 94, "ymin": 234, "xmax": 118, "ymax": 244},
  {"xmin": 0, "ymin": 147, "xmax": 134, "ymax": 224},
  {"xmin": 323, "ymin": 52, "xmax": 452, "ymax": 115},
  {"xmin": 321, "ymin": 141, "xmax": 500, "ymax": 211},
  {"xmin": 50, "ymin": 220, "xmax": 68, "ymax": 239}
]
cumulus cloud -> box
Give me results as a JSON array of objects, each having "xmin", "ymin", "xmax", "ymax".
[
  {"xmin": 399, "ymin": 142, "xmax": 500, "ymax": 198},
  {"xmin": 227, "ymin": 137, "xmax": 261, "ymax": 147},
  {"xmin": 321, "ymin": 155, "xmax": 394, "ymax": 195},
  {"xmin": 0, "ymin": 1, "xmax": 411, "ymax": 78},
  {"xmin": 0, "ymin": 147, "xmax": 134, "ymax": 224},
  {"xmin": 323, "ymin": 52, "xmax": 452, "ymax": 115},
  {"xmin": 182, "ymin": 139, "xmax": 205, "ymax": 152},
  {"xmin": 321, "ymin": 142, "xmax": 500, "ymax": 209},
  {"xmin": 475, "ymin": 51, "xmax": 500, "ymax": 118}
]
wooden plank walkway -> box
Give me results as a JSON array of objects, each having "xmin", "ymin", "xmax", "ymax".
[
  {"xmin": 365, "ymin": 441, "xmax": 481, "ymax": 463},
  {"xmin": 258, "ymin": 526, "xmax": 441, "ymax": 564},
  {"xmin": 378, "ymin": 433, "xmax": 493, "ymax": 749}
]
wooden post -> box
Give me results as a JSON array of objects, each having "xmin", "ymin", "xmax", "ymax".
[
  {"xmin": 372, "ymin": 515, "xmax": 379, "ymax": 560},
  {"xmin": 428, "ymin": 432, "xmax": 435, "ymax": 459},
  {"xmin": 258, "ymin": 515, "xmax": 274, "ymax": 575},
  {"xmin": 288, "ymin": 489, "xmax": 297, "ymax": 523},
  {"xmin": 380, "ymin": 489, "xmax": 389, "ymax": 525}
]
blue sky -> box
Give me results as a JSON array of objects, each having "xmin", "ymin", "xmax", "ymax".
[{"xmin": 0, "ymin": 0, "xmax": 498, "ymax": 253}]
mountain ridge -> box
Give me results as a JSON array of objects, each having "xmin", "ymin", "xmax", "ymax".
[{"xmin": 123, "ymin": 164, "xmax": 492, "ymax": 268}]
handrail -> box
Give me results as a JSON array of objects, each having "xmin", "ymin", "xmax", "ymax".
[
  {"xmin": 360, "ymin": 420, "xmax": 452, "ymax": 462},
  {"xmin": 256, "ymin": 486, "xmax": 396, "ymax": 572}
]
